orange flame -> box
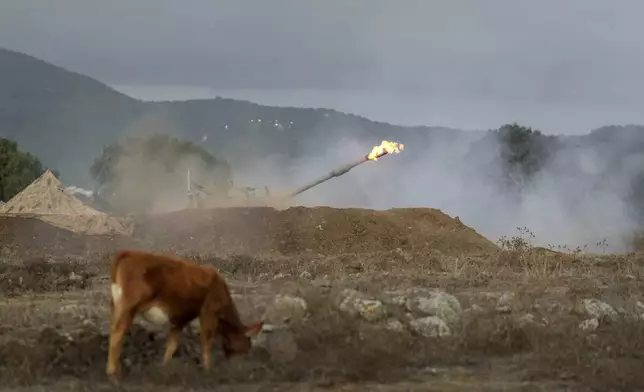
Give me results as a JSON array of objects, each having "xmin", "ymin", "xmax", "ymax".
[{"xmin": 367, "ymin": 140, "xmax": 404, "ymax": 161}]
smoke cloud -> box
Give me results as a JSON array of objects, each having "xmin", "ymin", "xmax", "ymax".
[{"xmin": 230, "ymin": 125, "xmax": 640, "ymax": 254}]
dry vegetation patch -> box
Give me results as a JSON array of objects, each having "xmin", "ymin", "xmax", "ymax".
[
  {"xmin": 1, "ymin": 263, "xmax": 644, "ymax": 391},
  {"xmin": 1, "ymin": 218, "xmax": 644, "ymax": 390},
  {"xmin": 0, "ymin": 258, "xmax": 97, "ymax": 295}
]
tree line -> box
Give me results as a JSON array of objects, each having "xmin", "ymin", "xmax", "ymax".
[{"xmin": 0, "ymin": 138, "xmax": 51, "ymax": 202}]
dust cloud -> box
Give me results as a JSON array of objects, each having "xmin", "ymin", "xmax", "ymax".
[{"xmin": 81, "ymin": 113, "xmax": 232, "ymax": 215}]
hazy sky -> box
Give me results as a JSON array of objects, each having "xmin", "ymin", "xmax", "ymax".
[{"xmin": 2, "ymin": 0, "xmax": 644, "ymax": 133}]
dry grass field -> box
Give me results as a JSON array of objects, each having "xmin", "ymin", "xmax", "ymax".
[{"xmin": 1, "ymin": 207, "xmax": 643, "ymax": 391}]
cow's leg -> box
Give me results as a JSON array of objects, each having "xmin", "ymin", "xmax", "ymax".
[
  {"xmin": 106, "ymin": 306, "xmax": 135, "ymax": 382},
  {"xmin": 199, "ymin": 315, "xmax": 219, "ymax": 371},
  {"xmin": 162, "ymin": 325, "xmax": 183, "ymax": 365}
]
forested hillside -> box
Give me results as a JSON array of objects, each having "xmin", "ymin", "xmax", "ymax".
[{"xmin": 0, "ymin": 48, "xmax": 443, "ymax": 187}]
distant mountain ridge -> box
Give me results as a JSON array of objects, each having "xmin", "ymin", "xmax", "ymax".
[
  {"xmin": 0, "ymin": 48, "xmax": 455, "ymax": 187},
  {"xmin": 1, "ymin": 47, "xmax": 642, "ymax": 193}
]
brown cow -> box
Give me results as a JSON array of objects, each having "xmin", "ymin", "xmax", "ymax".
[{"xmin": 106, "ymin": 249, "xmax": 263, "ymax": 381}]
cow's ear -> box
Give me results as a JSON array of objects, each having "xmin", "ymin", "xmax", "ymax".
[{"xmin": 244, "ymin": 321, "xmax": 263, "ymax": 336}]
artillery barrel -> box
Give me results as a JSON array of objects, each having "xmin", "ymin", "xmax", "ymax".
[{"xmin": 288, "ymin": 152, "xmax": 389, "ymax": 198}]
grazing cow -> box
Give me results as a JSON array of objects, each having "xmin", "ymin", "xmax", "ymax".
[{"xmin": 106, "ymin": 249, "xmax": 263, "ymax": 381}]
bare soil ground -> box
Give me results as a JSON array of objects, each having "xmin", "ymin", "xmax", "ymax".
[{"xmin": 1, "ymin": 207, "xmax": 644, "ymax": 391}]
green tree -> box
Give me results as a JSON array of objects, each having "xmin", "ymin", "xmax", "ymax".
[
  {"xmin": 0, "ymin": 138, "xmax": 49, "ymax": 202},
  {"xmin": 90, "ymin": 134, "xmax": 232, "ymax": 213},
  {"xmin": 496, "ymin": 123, "xmax": 559, "ymax": 190},
  {"xmin": 463, "ymin": 122, "xmax": 560, "ymax": 202}
]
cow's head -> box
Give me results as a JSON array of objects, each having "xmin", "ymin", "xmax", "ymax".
[{"xmin": 221, "ymin": 321, "xmax": 264, "ymax": 358}]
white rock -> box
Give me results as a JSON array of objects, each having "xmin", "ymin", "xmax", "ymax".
[
  {"xmin": 390, "ymin": 295, "xmax": 408, "ymax": 306},
  {"xmin": 299, "ymin": 271, "xmax": 312, "ymax": 280},
  {"xmin": 636, "ymin": 300, "xmax": 644, "ymax": 314},
  {"xmin": 358, "ymin": 299, "xmax": 387, "ymax": 321},
  {"xmin": 577, "ymin": 299, "xmax": 618, "ymax": 320},
  {"xmin": 579, "ymin": 318, "xmax": 599, "ymax": 332},
  {"xmin": 384, "ymin": 318, "xmax": 405, "ymax": 333},
  {"xmin": 340, "ymin": 295, "xmax": 387, "ymax": 322},
  {"xmin": 410, "ymin": 316, "xmax": 452, "ymax": 338},
  {"xmin": 263, "ymin": 294, "xmax": 308, "ymax": 325},
  {"xmin": 496, "ymin": 292, "xmax": 517, "ymax": 313},
  {"xmin": 408, "ymin": 291, "xmax": 462, "ymax": 325},
  {"xmin": 259, "ymin": 323, "xmax": 283, "ymax": 332}
]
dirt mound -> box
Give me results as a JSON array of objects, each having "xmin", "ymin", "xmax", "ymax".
[
  {"xmin": 0, "ymin": 170, "xmax": 98, "ymax": 215},
  {"xmin": 0, "ymin": 169, "xmax": 134, "ymax": 236},
  {"xmin": 36, "ymin": 213, "xmax": 134, "ymax": 236},
  {"xmin": 0, "ymin": 216, "xmax": 137, "ymax": 258},
  {"xmin": 134, "ymin": 206, "xmax": 497, "ymax": 256},
  {"xmin": 0, "ymin": 206, "xmax": 496, "ymax": 258}
]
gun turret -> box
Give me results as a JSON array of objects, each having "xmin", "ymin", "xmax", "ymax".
[
  {"xmin": 195, "ymin": 140, "xmax": 403, "ymax": 208},
  {"xmin": 288, "ymin": 151, "xmax": 391, "ymax": 198}
]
